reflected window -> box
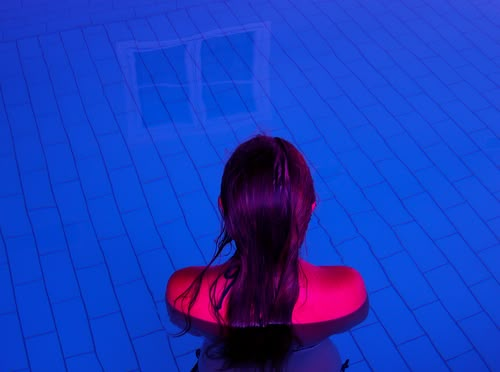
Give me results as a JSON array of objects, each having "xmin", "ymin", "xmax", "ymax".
[{"xmin": 117, "ymin": 22, "xmax": 270, "ymax": 142}]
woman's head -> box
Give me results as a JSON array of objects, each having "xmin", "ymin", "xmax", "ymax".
[{"xmin": 219, "ymin": 135, "xmax": 316, "ymax": 264}]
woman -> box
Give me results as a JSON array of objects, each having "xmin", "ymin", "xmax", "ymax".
[{"xmin": 166, "ymin": 135, "xmax": 368, "ymax": 371}]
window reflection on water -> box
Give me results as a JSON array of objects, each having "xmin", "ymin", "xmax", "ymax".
[{"xmin": 117, "ymin": 23, "xmax": 271, "ymax": 145}]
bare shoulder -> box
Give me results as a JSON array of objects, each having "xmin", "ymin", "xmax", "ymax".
[
  {"xmin": 322, "ymin": 265, "xmax": 365, "ymax": 290},
  {"xmin": 322, "ymin": 265, "xmax": 367, "ymax": 317},
  {"xmin": 165, "ymin": 266, "xmax": 204, "ymax": 309},
  {"xmin": 295, "ymin": 262, "xmax": 367, "ymax": 323}
]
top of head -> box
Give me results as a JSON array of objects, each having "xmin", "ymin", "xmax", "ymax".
[{"xmin": 219, "ymin": 135, "xmax": 316, "ymax": 256}]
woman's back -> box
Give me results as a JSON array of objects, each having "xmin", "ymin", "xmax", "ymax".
[
  {"xmin": 167, "ymin": 259, "xmax": 367, "ymax": 370},
  {"xmin": 167, "ymin": 260, "xmax": 367, "ymax": 336}
]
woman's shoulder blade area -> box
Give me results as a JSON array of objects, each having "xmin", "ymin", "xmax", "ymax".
[{"xmin": 166, "ymin": 261, "xmax": 368, "ymax": 340}]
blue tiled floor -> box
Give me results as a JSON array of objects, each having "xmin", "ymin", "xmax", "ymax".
[{"xmin": 0, "ymin": 0, "xmax": 499, "ymax": 371}]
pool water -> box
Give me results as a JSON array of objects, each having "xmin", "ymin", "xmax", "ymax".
[{"xmin": 0, "ymin": 0, "xmax": 499, "ymax": 371}]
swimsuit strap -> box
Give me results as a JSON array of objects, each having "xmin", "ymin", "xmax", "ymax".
[{"xmin": 215, "ymin": 263, "xmax": 240, "ymax": 311}]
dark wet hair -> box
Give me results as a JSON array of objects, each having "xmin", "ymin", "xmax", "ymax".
[{"xmin": 174, "ymin": 134, "xmax": 316, "ymax": 370}]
